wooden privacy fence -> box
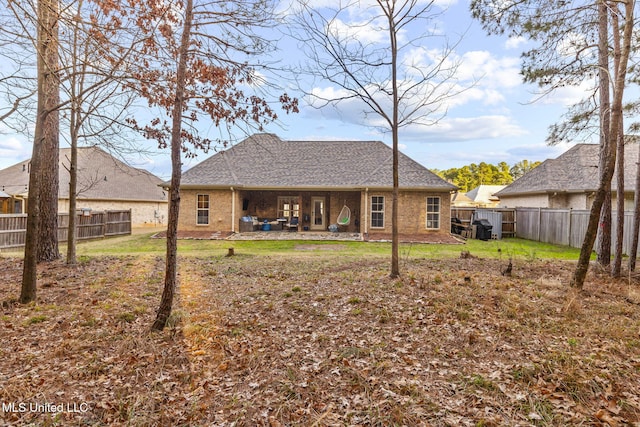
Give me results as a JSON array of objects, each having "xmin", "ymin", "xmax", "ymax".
[
  {"xmin": 452, "ymin": 206, "xmax": 639, "ymax": 255},
  {"xmin": 516, "ymin": 207, "xmax": 638, "ymax": 255},
  {"xmin": 0, "ymin": 210, "xmax": 131, "ymax": 249}
]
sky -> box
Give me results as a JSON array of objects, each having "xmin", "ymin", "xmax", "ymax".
[{"xmin": 0, "ymin": 0, "xmax": 591, "ymax": 180}]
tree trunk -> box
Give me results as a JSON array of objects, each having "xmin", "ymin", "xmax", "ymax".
[
  {"xmin": 571, "ymin": 160, "xmax": 616, "ymax": 288},
  {"xmin": 612, "ymin": 131, "xmax": 624, "ymax": 278},
  {"xmin": 388, "ymin": 8, "xmax": 400, "ymax": 279},
  {"xmin": 21, "ymin": 0, "xmax": 59, "ymax": 302},
  {"xmin": 628, "ymin": 139, "xmax": 640, "ymax": 271},
  {"xmin": 21, "ymin": 129, "xmax": 43, "ymax": 303},
  {"xmin": 152, "ymin": 0, "xmax": 193, "ymax": 331},
  {"xmin": 67, "ymin": 131, "xmax": 78, "ymax": 265},
  {"xmin": 611, "ymin": 11, "xmax": 624, "ymax": 278},
  {"xmin": 595, "ymin": 0, "xmax": 611, "ymax": 267},
  {"xmin": 596, "ymin": 188, "xmax": 611, "ymax": 265},
  {"xmin": 36, "ymin": 0, "xmax": 60, "ymax": 263},
  {"xmin": 571, "ymin": 0, "xmax": 633, "ymax": 289}
]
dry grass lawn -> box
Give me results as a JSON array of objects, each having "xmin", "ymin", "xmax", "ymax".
[{"xmin": 1, "ymin": 250, "xmax": 640, "ymax": 426}]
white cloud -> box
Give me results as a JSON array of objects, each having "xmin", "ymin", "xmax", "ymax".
[
  {"xmin": 536, "ymin": 79, "xmax": 597, "ymax": 107},
  {"xmin": 505, "ymin": 36, "xmax": 527, "ymax": 50},
  {"xmin": 326, "ymin": 17, "xmax": 387, "ymax": 45},
  {"xmin": 459, "ymin": 50, "xmax": 522, "ymax": 88},
  {"xmin": 0, "ymin": 135, "xmax": 32, "ymax": 170},
  {"xmin": 506, "ymin": 142, "xmax": 572, "ymax": 160},
  {"xmin": 399, "ymin": 115, "xmax": 528, "ymax": 142}
]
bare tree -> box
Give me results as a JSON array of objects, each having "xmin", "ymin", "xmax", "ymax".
[
  {"xmin": 3, "ymin": 0, "xmax": 148, "ymax": 298},
  {"xmin": 58, "ymin": 0, "xmax": 142, "ymax": 264},
  {"xmin": 119, "ymin": 0, "xmax": 297, "ymax": 330},
  {"xmin": 288, "ymin": 0, "xmax": 468, "ymax": 278}
]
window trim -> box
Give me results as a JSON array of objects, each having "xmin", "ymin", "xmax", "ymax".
[
  {"xmin": 196, "ymin": 194, "xmax": 210, "ymax": 226},
  {"xmin": 426, "ymin": 196, "xmax": 440, "ymax": 230},
  {"xmin": 370, "ymin": 195, "xmax": 385, "ymax": 229},
  {"xmin": 277, "ymin": 196, "xmax": 300, "ymax": 220}
]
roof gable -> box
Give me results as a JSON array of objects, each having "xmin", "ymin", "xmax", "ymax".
[
  {"xmin": 497, "ymin": 141, "xmax": 640, "ymax": 197},
  {"xmin": 181, "ymin": 133, "xmax": 456, "ymax": 190},
  {"xmin": 466, "ymin": 185, "xmax": 507, "ymax": 203}
]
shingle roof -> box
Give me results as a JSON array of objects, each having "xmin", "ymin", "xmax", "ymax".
[
  {"xmin": 181, "ymin": 133, "xmax": 456, "ymax": 191},
  {"xmin": 0, "ymin": 146, "xmax": 167, "ymax": 202},
  {"xmin": 466, "ymin": 185, "xmax": 506, "ymax": 203},
  {"xmin": 496, "ymin": 141, "xmax": 640, "ymax": 197}
]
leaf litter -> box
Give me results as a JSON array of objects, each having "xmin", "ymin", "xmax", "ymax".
[{"xmin": 0, "ymin": 252, "xmax": 639, "ymax": 426}]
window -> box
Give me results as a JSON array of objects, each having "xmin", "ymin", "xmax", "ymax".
[
  {"xmin": 371, "ymin": 196, "xmax": 384, "ymax": 228},
  {"xmin": 197, "ymin": 194, "xmax": 209, "ymax": 225},
  {"xmin": 277, "ymin": 196, "xmax": 300, "ymax": 219},
  {"xmin": 426, "ymin": 196, "xmax": 440, "ymax": 229}
]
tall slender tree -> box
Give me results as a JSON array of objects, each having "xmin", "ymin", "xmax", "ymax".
[
  {"xmin": 629, "ymin": 136, "xmax": 640, "ymax": 271},
  {"xmin": 471, "ymin": 0, "xmax": 635, "ymax": 288},
  {"xmin": 289, "ymin": 0, "xmax": 469, "ymax": 277},
  {"xmin": 58, "ymin": 0, "xmax": 142, "ymax": 264},
  {"xmin": 595, "ymin": 0, "xmax": 612, "ymax": 268},
  {"xmin": 572, "ymin": 0, "xmax": 633, "ymax": 288},
  {"xmin": 121, "ymin": 0, "xmax": 297, "ymax": 330},
  {"xmin": 19, "ymin": 0, "xmax": 60, "ymax": 302}
]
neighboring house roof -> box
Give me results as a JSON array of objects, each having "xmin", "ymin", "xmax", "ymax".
[
  {"xmin": 466, "ymin": 185, "xmax": 506, "ymax": 204},
  {"xmin": 0, "ymin": 146, "xmax": 167, "ymax": 202},
  {"xmin": 451, "ymin": 191, "xmax": 474, "ymax": 206},
  {"xmin": 496, "ymin": 141, "xmax": 639, "ymax": 197},
  {"xmin": 0, "ymin": 190, "xmax": 9, "ymax": 199},
  {"xmin": 180, "ymin": 133, "xmax": 457, "ymax": 191}
]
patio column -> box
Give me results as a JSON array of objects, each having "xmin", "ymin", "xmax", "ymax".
[
  {"xmin": 364, "ymin": 188, "xmax": 369, "ymax": 235},
  {"xmin": 231, "ymin": 187, "xmax": 235, "ymax": 233}
]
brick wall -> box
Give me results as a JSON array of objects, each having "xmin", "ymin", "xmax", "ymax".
[
  {"xmin": 179, "ymin": 188, "xmax": 452, "ymax": 236},
  {"xmin": 365, "ymin": 190, "xmax": 451, "ymax": 236},
  {"xmin": 179, "ymin": 189, "xmax": 233, "ymax": 231}
]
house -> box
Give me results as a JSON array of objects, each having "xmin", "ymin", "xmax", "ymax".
[
  {"xmin": 176, "ymin": 133, "xmax": 457, "ymax": 240},
  {"xmin": 0, "ymin": 146, "xmax": 168, "ymax": 226},
  {"xmin": 465, "ymin": 185, "xmax": 506, "ymax": 207},
  {"xmin": 451, "ymin": 191, "xmax": 475, "ymax": 207},
  {"xmin": 496, "ymin": 141, "xmax": 639, "ymax": 209}
]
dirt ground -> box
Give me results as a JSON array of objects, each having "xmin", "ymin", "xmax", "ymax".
[{"xmin": 1, "ymin": 252, "xmax": 640, "ymax": 426}]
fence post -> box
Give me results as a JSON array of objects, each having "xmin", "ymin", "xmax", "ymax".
[
  {"xmin": 567, "ymin": 208, "xmax": 572, "ymax": 246},
  {"xmin": 537, "ymin": 207, "xmax": 541, "ymax": 242}
]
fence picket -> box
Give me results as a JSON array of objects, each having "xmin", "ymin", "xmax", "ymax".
[{"xmin": 0, "ymin": 210, "xmax": 131, "ymax": 249}]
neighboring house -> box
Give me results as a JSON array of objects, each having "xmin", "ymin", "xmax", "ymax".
[
  {"xmin": 497, "ymin": 141, "xmax": 638, "ymax": 209},
  {"xmin": 450, "ymin": 191, "xmax": 475, "ymax": 207},
  {"xmin": 0, "ymin": 146, "xmax": 168, "ymax": 226},
  {"xmin": 175, "ymin": 133, "xmax": 457, "ymax": 240},
  {"xmin": 465, "ymin": 185, "xmax": 506, "ymax": 207}
]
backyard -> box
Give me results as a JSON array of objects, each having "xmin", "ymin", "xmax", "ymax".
[{"xmin": 1, "ymin": 233, "xmax": 639, "ymax": 426}]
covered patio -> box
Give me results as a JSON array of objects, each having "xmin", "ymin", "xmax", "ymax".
[{"xmin": 236, "ymin": 189, "xmax": 361, "ymax": 234}]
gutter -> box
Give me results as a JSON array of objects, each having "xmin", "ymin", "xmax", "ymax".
[{"xmin": 178, "ymin": 184, "xmax": 455, "ymax": 192}]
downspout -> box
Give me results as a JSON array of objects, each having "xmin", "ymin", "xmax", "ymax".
[
  {"xmin": 364, "ymin": 188, "xmax": 369, "ymax": 237},
  {"xmin": 231, "ymin": 187, "xmax": 235, "ymax": 233}
]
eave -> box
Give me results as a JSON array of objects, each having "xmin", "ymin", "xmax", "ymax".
[{"xmin": 176, "ymin": 183, "xmax": 455, "ymax": 192}]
